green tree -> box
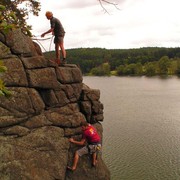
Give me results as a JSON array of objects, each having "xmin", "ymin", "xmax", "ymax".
[
  {"xmin": 144, "ymin": 62, "xmax": 156, "ymax": 76},
  {"xmin": 168, "ymin": 60, "xmax": 177, "ymax": 75},
  {"xmin": 102, "ymin": 62, "xmax": 110, "ymax": 75},
  {"xmin": 90, "ymin": 67, "xmax": 101, "ymax": 76},
  {"xmin": 0, "ymin": 4, "xmax": 17, "ymax": 32},
  {"xmin": 90, "ymin": 63, "xmax": 110, "ymax": 76},
  {"xmin": 134, "ymin": 63, "xmax": 143, "ymax": 75},
  {"xmin": 116, "ymin": 65, "xmax": 125, "ymax": 75},
  {"xmin": 123, "ymin": 64, "xmax": 136, "ymax": 75},
  {"xmin": 158, "ymin": 56, "xmax": 170, "ymax": 75},
  {"xmin": 176, "ymin": 59, "xmax": 180, "ymax": 75},
  {"xmin": 1, "ymin": 0, "xmax": 41, "ymax": 35}
]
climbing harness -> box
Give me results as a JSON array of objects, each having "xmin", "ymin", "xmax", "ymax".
[
  {"xmin": 87, "ymin": 143, "xmax": 101, "ymax": 164},
  {"xmin": 88, "ymin": 143, "xmax": 101, "ymax": 154}
]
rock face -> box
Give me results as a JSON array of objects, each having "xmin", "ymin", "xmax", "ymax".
[{"xmin": 0, "ymin": 29, "xmax": 110, "ymax": 180}]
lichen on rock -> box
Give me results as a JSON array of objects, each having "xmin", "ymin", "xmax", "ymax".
[{"xmin": 0, "ymin": 29, "xmax": 110, "ymax": 180}]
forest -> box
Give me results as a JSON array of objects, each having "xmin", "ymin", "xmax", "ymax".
[{"xmin": 44, "ymin": 47, "xmax": 180, "ymax": 76}]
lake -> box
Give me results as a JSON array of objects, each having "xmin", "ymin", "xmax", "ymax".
[{"xmin": 83, "ymin": 76, "xmax": 180, "ymax": 180}]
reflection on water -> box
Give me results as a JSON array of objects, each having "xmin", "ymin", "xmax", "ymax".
[{"xmin": 83, "ymin": 76, "xmax": 180, "ymax": 180}]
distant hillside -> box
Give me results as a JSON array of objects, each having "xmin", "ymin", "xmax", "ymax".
[{"xmin": 44, "ymin": 47, "xmax": 180, "ymax": 74}]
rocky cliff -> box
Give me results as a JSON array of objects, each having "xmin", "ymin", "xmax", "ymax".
[{"xmin": 0, "ymin": 29, "xmax": 110, "ymax": 180}]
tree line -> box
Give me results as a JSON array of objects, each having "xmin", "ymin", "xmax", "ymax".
[{"xmin": 44, "ymin": 47, "xmax": 180, "ymax": 76}]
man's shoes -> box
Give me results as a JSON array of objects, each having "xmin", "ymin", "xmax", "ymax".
[
  {"xmin": 62, "ymin": 58, "xmax": 67, "ymax": 65},
  {"xmin": 49, "ymin": 59, "xmax": 66, "ymax": 66}
]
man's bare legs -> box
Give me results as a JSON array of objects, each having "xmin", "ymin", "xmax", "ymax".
[
  {"xmin": 67, "ymin": 151, "xmax": 79, "ymax": 171},
  {"xmin": 67, "ymin": 151, "xmax": 98, "ymax": 171},
  {"xmin": 55, "ymin": 42, "xmax": 66, "ymax": 65},
  {"xmin": 59, "ymin": 42, "xmax": 66, "ymax": 60},
  {"xmin": 92, "ymin": 152, "xmax": 98, "ymax": 166},
  {"xmin": 55, "ymin": 43, "xmax": 60, "ymax": 65}
]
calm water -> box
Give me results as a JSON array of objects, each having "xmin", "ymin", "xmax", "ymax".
[{"xmin": 83, "ymin": 76, "xmax": 180, "ymax": 180}]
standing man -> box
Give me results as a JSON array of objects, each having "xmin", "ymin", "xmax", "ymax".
[
  {"xmin": 41, "ymin": 11, "xmax": 66, "ymax": 65},
  {"xmin": 67, "ymin": 121, "xmax": 101, "ymax": 171}
]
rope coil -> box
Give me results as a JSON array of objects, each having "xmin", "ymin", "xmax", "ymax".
[{"xmin": 32, "ymin": 35, "xmax": 54, "ymax": 52}]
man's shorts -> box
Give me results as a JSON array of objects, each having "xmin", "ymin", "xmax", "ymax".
[
  {"xmin": 54, "ymin": 35, "xmax": 64, "ymax": 44},
  {"xmin": 77, "ymin": 144, "xmax": 101, "ymax": 157}
]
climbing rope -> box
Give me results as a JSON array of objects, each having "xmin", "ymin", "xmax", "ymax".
[{"xmin": 32, "ymin": 35, "xmax": 54, "ymax": 52}]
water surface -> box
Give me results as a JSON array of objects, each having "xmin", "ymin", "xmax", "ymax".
[{"xmin": 83, "ymin": 76, "xmax": 180, "ymax": 180}]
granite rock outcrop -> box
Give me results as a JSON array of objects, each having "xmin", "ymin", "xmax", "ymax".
[{"xmin": 0, "ymin": 29, "xmax": 110, "ymax": 180}]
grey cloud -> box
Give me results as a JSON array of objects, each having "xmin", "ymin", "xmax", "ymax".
[
  {"xmin": 60, "ymin": 1, "xmax": 97, "ymax": 9},
  {"xmin": 58, "ymin": 0, "xmax": 128, "ymax": 11},
  {"xmin": 31, "ymin": 0, "xmax": 180, "ymax": 50}
]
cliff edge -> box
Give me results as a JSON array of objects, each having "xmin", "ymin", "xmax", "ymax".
[{"xmin": 0, "ymin": 29, "xmax": 110, "ymax": 180}]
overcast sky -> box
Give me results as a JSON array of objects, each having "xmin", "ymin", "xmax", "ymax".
[{"xmin": 27, "ymin": 0, "xmax": 180, "ymax": 51}]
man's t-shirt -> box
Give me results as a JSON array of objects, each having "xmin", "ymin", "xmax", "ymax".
[
  {"xmin": 83, "ymin": 125, "xmax": 101, "ymax": 144},
  {"xmin": 50, "ymin": 17, "xmax": 65, "ymax": 37}
]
